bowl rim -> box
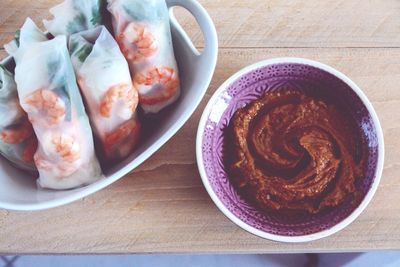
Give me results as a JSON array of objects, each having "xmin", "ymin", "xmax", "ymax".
[{"xmin": 196, "ymin": 57, "xmax": 385, "ymax": 242}]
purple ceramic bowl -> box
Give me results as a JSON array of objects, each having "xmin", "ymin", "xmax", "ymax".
[{"xmin": 196, "ymin": 58, "xmax": 384, "ymax": 242}]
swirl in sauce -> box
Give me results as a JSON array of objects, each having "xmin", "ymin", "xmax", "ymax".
[{"xmin": 227, "ymin": 90, "xmax": 366, "ymax": 214}]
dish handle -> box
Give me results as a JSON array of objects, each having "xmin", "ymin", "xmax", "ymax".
[{"xmin": 167, "ymin": 0, "xmax": 218, "ymax": 63}]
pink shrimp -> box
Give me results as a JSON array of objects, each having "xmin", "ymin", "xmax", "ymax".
[
  {"xmin": 133, "ymin": 66, "xmax": 179, "ymax": 105},
  {"xmin": 24, "ymin": 89, "xmax": 66, "ymax": 126},
  {"xmin": 35, "ymin": 156, "xmax": 80, "ymax": 178},
  {"xmin": 22, "ymin": 137, "xmax": 38, "ymax": 163},
  {"xmin": 104, "ymin": 119, "xmax": 140, "ymax": 159},
  {"xmin": 51, "ymin": 134, "xmax": 80, "ymax": 163},
  {"xmin": 34, "ymin": 133, "xmax": 81, "ymax": 177},
  {"xmin": 117, "ymin": 23, "xmax": 158, "ymax": 63},
  {"xmin": 100, "ymin": 83, "xmax": 139, "ymax": 119},
  {"xmin": 0, "ymin": 119, "xmax": 33, "ymax": 144}
]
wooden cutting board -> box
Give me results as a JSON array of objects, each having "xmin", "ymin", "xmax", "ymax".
[{"xmin": 0, "ymin": 0, "xmax": 399, "ymax": 253}]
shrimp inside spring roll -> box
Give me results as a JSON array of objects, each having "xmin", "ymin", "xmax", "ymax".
[
  {"xmin": 0, "ymin": 64, "xmax": 37, "ymax": 171},
  {"xmin": 108, "ymin": 0, "xmax": 181, "ymax": 114},
  {"xmin": 69, "ymin": 26, "xmax": 141, "ymax": 162},
  {"xmin": 5, "ymin": 18, "xmax": 102, "ymax": 190}
]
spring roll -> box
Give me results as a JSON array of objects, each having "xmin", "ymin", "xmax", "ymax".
[
  {"xmin": 107, "ymin": 0, "xmax": 181, "ymax": 114},
  {"xmin": 0, "ymin": 64, "xmax": 37, "ymax": 171},
  {"xmin": 69, "ymin": 26, "xmax": 140, "ymax": 161},
  {"xmin": 43, "ymin": 0, "xmax": 105, "ymax": 36},
  {"xmin": 5, "ymin": 18, "xmax": 102, "ymax": 189}
]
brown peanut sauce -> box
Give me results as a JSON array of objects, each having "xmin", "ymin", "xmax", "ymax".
[{"xmin": 226, "ymin": 90, "xmax": 366, "ymax": 214}]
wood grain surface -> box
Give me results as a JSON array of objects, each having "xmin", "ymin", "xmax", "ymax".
[{"xmin": 1, "ymin": 0, "xmax": 400, "ymax": 254}]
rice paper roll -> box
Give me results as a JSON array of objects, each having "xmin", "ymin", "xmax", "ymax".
[
  {"xmin": 69, "ymin": 26, "xmax": 140, "ymax": 161},
  {"xmin": 43, "ymin": 0, "xmax": 105, "ymax": 36},
  {"xmin": 5, "ymin": 18, "xmax": 102, "ymax": 190},
  {"xmin": 0, "ymin": 64, "xmax": 37, "ymax": 171},
  {"xmin": 107, "ymin": 0, "xmax": 181, "ymax": 114}
]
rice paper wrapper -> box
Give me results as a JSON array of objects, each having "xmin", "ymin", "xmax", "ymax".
[
  {"xmin": 0, "ymin": 65, "xmax": 37, "ymax": 171},
  {"xmin": 69, "ymin": 26, "xmax": 140, "ymax": 162},
  {"xmin": 43, "ymin": 0, "xmax": 105, "ymax": 36},
  {"xmin": 6, "ymin": 18, "xmax": 102, "ymax": 190},
  {"xmin": 107, "ymin": 0, "xmax": 181, "ymax": 114}
]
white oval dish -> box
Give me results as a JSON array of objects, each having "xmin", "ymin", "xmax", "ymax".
[{"xmin": 0, "ymin": 0, "xmax": 218, "ymax": 211}]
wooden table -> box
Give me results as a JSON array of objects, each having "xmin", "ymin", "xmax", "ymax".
[{"xmin": 1, "ymin": 0, "xmax": 399, "ymax": 254}]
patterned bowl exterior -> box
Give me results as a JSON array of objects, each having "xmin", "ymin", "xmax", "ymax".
[{"xmin": 200, "ymin": 62, "xmax": 380, "ymax": 237}]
